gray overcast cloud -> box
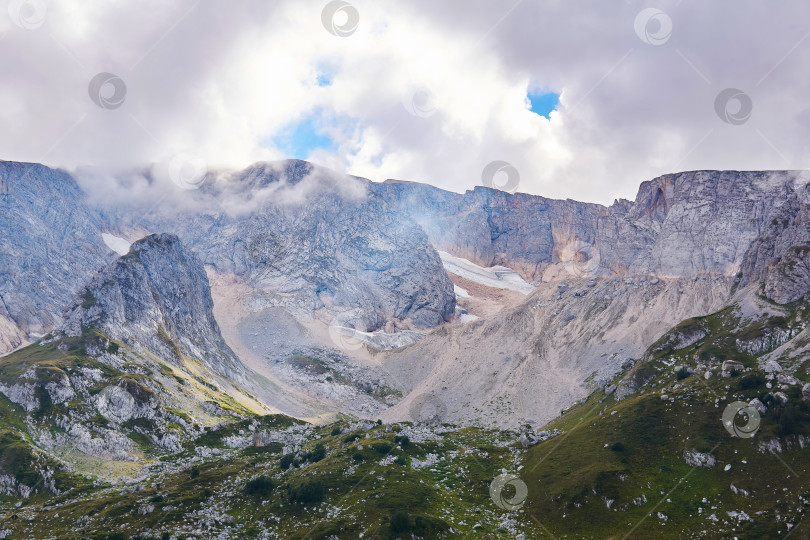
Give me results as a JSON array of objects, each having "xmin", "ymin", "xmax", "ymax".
[{"xmin": 1, "ymin": 0, "xmax": 809, "ymax": 204}]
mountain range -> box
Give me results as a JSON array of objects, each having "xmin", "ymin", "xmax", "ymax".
[
  {"xmin": 4, "ymin": 162, "xmax": 810, "ymax": 425},
  {"xmin": 0, "ymin": 160, "xmax": 808, "ymax": 538}
]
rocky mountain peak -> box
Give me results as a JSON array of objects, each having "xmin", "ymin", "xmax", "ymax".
[
  {"xmin": 61, "ymin": 233, "xmax": 246, "ymax": 381},
  {"xmin": 136, "ymin": 162, "xmax": 457, "ymax": 331},
  {"xmin": 374, "ymin": 169, "xmax": 810, "ymax": 285},
  {"xmin": 0, "ymin": 161, "xmax": 110, "ymax": 351}
]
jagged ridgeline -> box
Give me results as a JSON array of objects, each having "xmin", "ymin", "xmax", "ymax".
[
  {"xmin": 60, "ymin": 233, "xmax": 247, "ymax": 384},
  {"xmin": 0, "ymin": 160, "xmax": 457, "ymax": 358},
  {"xmin": 0, "ymin": 162, "xmax": 808, "ymax": 538}
]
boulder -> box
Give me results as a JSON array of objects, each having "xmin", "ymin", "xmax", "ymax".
[
  {"xmin": 517, "ymin": 425, "xmax": 545, "ymax": 448},
  {"xmin": 763, "ymin": 360, "xmax": 783, "ymax": 373},
  {"xmin": 621, "ymin": 358, "xmax": 635, "ymax": 370},
  {"xmin": 749, "ymin": 398, "xmax": 767, "ymax": 414},
  {"xmin": 683, "ymin": 449, "xmax": 716, "ymax": 468},
  {"xmin": 722, "ymin": 360, "xmax": 744, "ymax": 373},
  {"xmin": 777, "ymin": 373, "xmax": 800, "ymax": 386}
]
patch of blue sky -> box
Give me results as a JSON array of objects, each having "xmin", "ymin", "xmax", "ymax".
[
  {"xmin": 527, "ymin": 91, "xmax": 560, "ymax": 119},
  {"xmin": 271, "ymin": 114, "xmax": 335, "ymax": 160}
]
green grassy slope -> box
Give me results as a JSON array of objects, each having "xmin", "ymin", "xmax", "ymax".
[
  {"xmin": 0, "ymin": 421, "xmax": 532, "ymax": 539},
  {"xmin": 521, "ymin": 294, "xmax": 810, "ymax": 539}
]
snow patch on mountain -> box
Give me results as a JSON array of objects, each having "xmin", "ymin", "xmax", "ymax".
[
  {"xmin": 453, "ymin": 284, "xmax": 470, "ymax": 298},
  {"xmin": 101, "ymin": 233, "xmax": 131, "ymax": 255},
  {"xmin": 439, "ymin": 251, "xmax": 536, "ymax": 295},
  {"xmin": 328, "ymin": 325, "xmax": 424, "ymax": 350}
]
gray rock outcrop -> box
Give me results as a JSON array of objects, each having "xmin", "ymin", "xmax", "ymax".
[
  {"xmin": 0, "ymin": 162, "xmax": 110, "ymax": 352},
  {"xmin": 375, "ymin": 171, "xmax": 810, "ymax": 300},
  {"xmin": 137, "ymin": 161, "xmax": 456, "ymax": 331},
  {"xmin": 764, "ymin": 245, "xmax": 810, "ymax": 304},
  {"xmin": 683, "ymin": 448, "xmax": 716, "ymax": 468},
  {"xmin": 60, "ymin": 233, "xmax": 246, "ymax": 382},
  {"xmin": 0, "ymin": 160, "xmax": 458, "ymax": 355}
]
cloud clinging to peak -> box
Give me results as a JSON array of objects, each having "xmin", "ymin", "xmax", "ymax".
[{"xmin": 2, "ymin": 0, "xmax": 810, "ymax": 205}]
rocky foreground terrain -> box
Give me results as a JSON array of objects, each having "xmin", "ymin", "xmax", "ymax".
[
  {"xmin": 0, "ymin": 161, "xmax": 808, "ymax": 538},
  {"xmin": 0, "ymin": 258, "xmax": 806, "ymax": 538}
]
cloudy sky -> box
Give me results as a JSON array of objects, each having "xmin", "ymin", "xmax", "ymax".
[{"xmin": 1, "ymin": 0, "xmax": 809, "ymax": 204}]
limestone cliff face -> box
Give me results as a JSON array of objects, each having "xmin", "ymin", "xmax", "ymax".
[
  {"xmin": 5, "ymin": 161, "xmax": 808, "ymax": 356},
  {"xmin": 737, "ymin": 178, "xmax": 810, "ymax": 303},
  {"xmin": 371, "ymin": 180, "xmax": 608, "ymax": 282},
  {"xmin": 0, "ymin": 162, "xmax": 110, "ymax": 352},
  {"xmin": 61, "ymin": 233, "xmax": 246, "ymax": 382},
  {"xmin": 142, "ymin": 161, "xmax": 457, "ymax": 331},
  {"xmin": 763, "ymin": 245, "xmax": 810, "ymax": 304},
  {"xmin": 4, "ymin": 159, "xmax": 810, "ymax": 429},
  {"xmin": 616, "ymin": 170, "xmax": 787, "ymax": 278},
  {"xmin": 0, "ymin": 160, "xmax": 456, "ymax": 355},
  {"xmin": 374, "ymin": 170, "xmax": 810, "ymax": 303}
]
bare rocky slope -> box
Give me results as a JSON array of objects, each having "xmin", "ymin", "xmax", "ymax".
[
  {"xmin": 376, "ymin": 170, "xmax": 810, "ymax": 427},
  {"xmin": 60, "ymin": 233, "xmax": 248, "ymax": 384},
  {"xmin": 0, "ymin": 233, "xmax": 268, "ymax": 482},
  {"xmin": 380, "ymin": 274, "xmax": 736, "ymax": 428},
  {"xmin": 4, "ymin": 161, "xmax": 810, "ymax": 429},
  {"xmin": 0, "ymin": 161, "xmax": 111, "ymax": 353}
]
